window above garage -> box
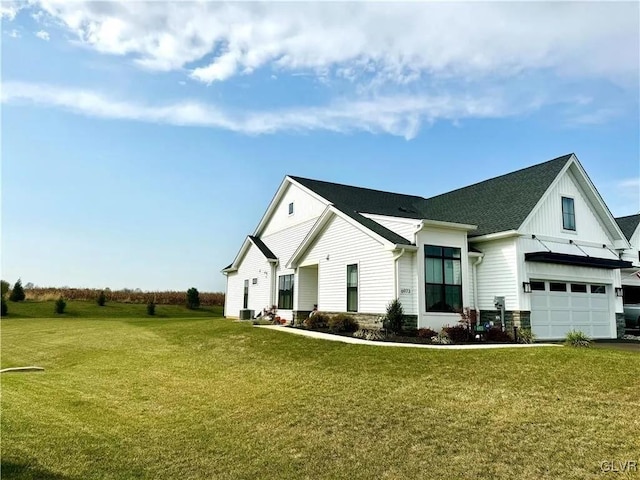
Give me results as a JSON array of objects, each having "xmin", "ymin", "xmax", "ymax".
[{"xmin": 562, "ymin": 196, "xmax": 576, "ymax": 231}]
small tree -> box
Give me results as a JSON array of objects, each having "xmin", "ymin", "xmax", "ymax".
[
  {"xmin": 384, "ymin": 298, "xmax": 404, "ymax": 335},
  {"xmin": 9, "ymin": 279, "xmax": 26, "ymax": 302},
  {"xmin": 96, "ymin": 290, "xmax": 107, "ymax": 307},
  {"xmin": 186, "ymin": 287, "xmax": 200, "ymax": 310},
  {"xmin": 147, "ymin": 300, "xmax": 156, "ymax": 316},
  {"xmin": 1, "ymin": 280, "xmax": 10, "ymax": 297},
  {"xmin": 55, "ymin": 297, "xmax": 66, "ymax": 314}
]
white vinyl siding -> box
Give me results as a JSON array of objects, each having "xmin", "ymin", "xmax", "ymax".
[
  {"xmin": 224, "ymin": 244, "xmax": 271, "ymax": 318},
  {"xmin": 261, "ymin": 183, "xmax": 327, "ymax": 237},
  {"xmin": 397, "ymin": 253, "xmax": 418, "ymax": 315},
  {"xmin": 474, "ymin": 238, "xmax": 518, "ymax": 311},
  {"xmin": 262, "ymin": 217, "xmax": 319, "ymax": 320},
  {"xmin": 297, "ymin": 215, "xmax": 395, "ymax": 314},
  {"xmin": 297, "ymin": 265, "xmax": 318, "ymax": 311},
  {"xmin": 521, "ymin": 168, "xmax": 612, "ymax": 244},
  {"xmin": 361, "ymin": 214, "xmax": 419, "ymax": 242}
]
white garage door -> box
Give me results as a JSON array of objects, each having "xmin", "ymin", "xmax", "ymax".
[{"xmin": 530, "ymin": 280, "xmax": 611, "ymax": 340}]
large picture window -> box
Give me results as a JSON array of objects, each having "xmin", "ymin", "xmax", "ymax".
[
  {"xmin": 347, "ymin": 264, "xmax": 358, "ymax": 312},
  {"xmin": 562, "ymin": 196, "xmax": 576, "ymax": 231},
  {"xmin": 278, "ymin": 274, "xmax": 294, "ymax": 309},
  {"xmin": 425, "ymin": 246, "xmax": 462, "ymax": 312}
]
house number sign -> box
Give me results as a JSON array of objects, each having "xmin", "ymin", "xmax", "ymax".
[{"xmin": 400, "ymin": 288, "xmax": 411, "ymax": 294}]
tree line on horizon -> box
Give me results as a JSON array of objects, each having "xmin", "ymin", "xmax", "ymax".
[{"xmin": 0, "ymin": 280, "xmax": 224, "ymax": 307}]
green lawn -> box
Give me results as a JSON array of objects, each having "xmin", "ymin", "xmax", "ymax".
[{"xmin": 2, "ymin": 307, "xmax": 639, "ymax": 479}]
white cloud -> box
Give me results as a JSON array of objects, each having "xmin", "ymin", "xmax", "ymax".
[
  {"xmin": 1, "ymin": 81, "xmax": 537, "ymax": 140},
  {"xmin": 35, "ymin": 29, "xmax": 50, "ymax": 41},
  {"xmin": 29, "ymin": 2, "xmax": 638, "ymax": 87},
  {"xmin": 0, "ymin": 1, "xmax": 24, "ymax": 20},
  {"xmin": 7, "ymin": 29, "xmax": 21, "ymax": 38}
]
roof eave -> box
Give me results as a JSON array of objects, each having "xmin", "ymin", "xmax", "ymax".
[
  {"xmin": 469, "ymin": 230, "xmax": 521, "ymax": 243},
  {"xmin": 418, "ymin": 219, "xmax": 478, "ymax": 231}
]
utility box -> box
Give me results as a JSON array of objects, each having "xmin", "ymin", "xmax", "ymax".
[{"xmin": 239, "ymin": 309, "xmax": 254, "ymax": 320}]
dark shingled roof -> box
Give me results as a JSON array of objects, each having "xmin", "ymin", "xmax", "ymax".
[
  {"xmin": 248, "ymin": 235, "xmax": 277, "ymax": 260},
  {"xmin": 615, "ymin": 214, "xmax": 640, "ymax": 241},
  {"xmin": 291, "ymin": 154, "xmax": 573, "ymax": 239},
  {"xmin": 420, "ymin": 154, "xmax": 573, "ymax": 236}
]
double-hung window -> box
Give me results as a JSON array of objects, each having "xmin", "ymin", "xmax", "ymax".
[
  {"xmin": 243, "ymin": 280, "xmax": 249, "ymax": 309},
  {"xmin": 346, "ymin": 264, "xmax": 358, "ymax": 312},
  {"xmin": 425, "ymin": 246, "xmax": 462, "ymax": 312},
  {"xmin": 562, "ymin": 196, "xmax": 576, "ymax": 231},
  {"xmin": 278, "ymin": 274, "xmax": 294, "ymax": 309}
]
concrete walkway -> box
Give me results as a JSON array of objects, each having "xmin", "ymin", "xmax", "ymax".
[{"xmin": 254, "ymin": 325, "xmax": 561, "ymax": 350}]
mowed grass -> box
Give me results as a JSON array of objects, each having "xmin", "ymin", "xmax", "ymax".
[
  {"xmin": 2, "ymin": 308, "xmax": 639, "ymax": 479},
  {"xmin": 2, "ymin": 299, "xmax": 222, "ymax": 319}
]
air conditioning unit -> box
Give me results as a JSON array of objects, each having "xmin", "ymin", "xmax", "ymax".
[{"xmin": 239, "ymin": 309, "xmax": 254, "ymax": 320}]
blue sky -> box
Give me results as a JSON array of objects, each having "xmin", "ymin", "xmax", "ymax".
[{"xmin": 2, "ymin": 1, "xmax": 639, "ymax": 292}]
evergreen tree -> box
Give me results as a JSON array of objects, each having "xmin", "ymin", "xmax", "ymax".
[
  {"xmin": 186, "ymin": 288, "xmax": 200, "ymax": 310},
  {"xmin": 384, "ymin": 298, "xmax": 404, "ymax": 335},
  {"xmin": 9, "ymin": 279, "xmax": 26, "ymax": 302}
]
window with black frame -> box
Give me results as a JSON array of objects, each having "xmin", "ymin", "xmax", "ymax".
[
  {"xmin": 278, "ymin": 274, "xmax": 294, "ymax": 309},
  {"xmin": 347, "ymin": 264, "xmax": 358, "ymax": 312},
  {"xmin": 562, "ymin": 196, "xmax": 576, "ymax": 231},
  {"xmin": 425, "ymin": 246, "xmax": 462, "ymax": 312}
]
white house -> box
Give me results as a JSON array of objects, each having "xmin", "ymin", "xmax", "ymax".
[
  {"xmin": 223, "ymin": 154, "xmax": 634, "ymax": 340},
  {"xmin": 616, "ymin": 214, "xmax": 640, "ymax": 304}
]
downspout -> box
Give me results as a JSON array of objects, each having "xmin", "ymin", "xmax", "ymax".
[
  {"xmin": 472, "ymin": 254, "xmax": 484, "ymax": 317},
  {"xmin": 270, "ymin": 261, "xmax": 279, "ymax": 308},
  {"xmin": 392, "ymin": 248, "xmax": 407, "ymax": 299}
]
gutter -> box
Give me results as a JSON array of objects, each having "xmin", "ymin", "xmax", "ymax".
[{"xmin": 471, "ymin": 253, "xmax": 484, "ymax": 313}]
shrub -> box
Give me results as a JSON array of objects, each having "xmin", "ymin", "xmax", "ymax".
[
  {"xmin": 444, "ymin": 324, "xmax": 470, "ymax": 343},
  {"xmin": 384, "ymin": 299, "xmax": 404, "ymax": 334},
  {"xmin": 432, "ymin": 330, "xmax": 452, "ymax": 344},
  {"xmin": 186, "ymin": 288, "xmax": 200, "ymax": 309},
  {"xmin": 304, "ymin": 312, "xmax": 329, "ymax": 330},
  {"xmin": 147, "ymin": 301, "xmax": 156, "ymax": 316},
  {"xmin": 417, "ymin": 328, "xmax": 438, "ymax": 339},
  {"xmin": 1, "ymin": 298, "xmax": 7, "ymax": 316},
  {"xmin": 486, "ymin": 327, "xmax": 513, "ymax": 343},
  {"xmin": 54, "ymin": 297, "xmax": 66, "ymax": 314},
  {"xmin": 328, "ymin": 314, "xmax": 359, "ymax": 333},
  {"xmin": 517, "ymin": 328, "xmax": 536, "ymax": 344},
  {"xmin": 97, "ymin": 291, "xmax": 107, "ymax": 306},
  {"xmin": 1, "ymin": 280, "xmax": 9, "ymax": 297},
  {"xmin": 565, "ymin": 330, "xmax": 592, "ymax": 348},
  {"xmin": 9, "ymin": 279, "xmax": 26, "ymax": 302}
]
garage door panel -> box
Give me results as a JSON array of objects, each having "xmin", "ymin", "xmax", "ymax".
[
  {"xmin": 549, "ymin": 296, "xmax": 570, "ymax": 308},
  {"xmin": 571, "ymin": 297, "xmax": 589, "ymax": 309},
  {"xmin": 591, "ymin": 324, "xmax": 611, "ymax": 337},
  {"xmin": 549, "ymin": 311, "xmax": 572, "ymax": 324},
  {"xmin": 530, "ymin": 280, "xmax": 613, "ymax": 340}
]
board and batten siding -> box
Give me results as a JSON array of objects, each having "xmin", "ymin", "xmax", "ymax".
[
  {"xmin": 261, "ymin": 183, "xmax": 327, "ymax": 237},
  {"xmin": 397, "ymin": 252, "xmax": 417, "ymax": 315},
  {"xmin": 520, "ymin": 168, "xmax": 612, "ymax": 245},
  {"xmin": 225, "ymin": 244, "xmax": 272, "ymax": 318},
  {"xmin": 360, "ymin": 214, "xmax": 419, "ymax": 243},
  {"xmin": 297, "ymin": 214, "xmax": 395, "ymax": 314},
  {"xmin": 473, "ymin": 237, "xmax": 518, "ymax": 312}
]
